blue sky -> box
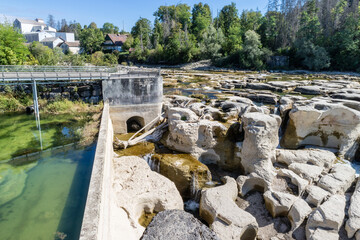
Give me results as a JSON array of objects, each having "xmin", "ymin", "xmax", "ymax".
[{"xmin": 0, "ymin": 0, "xmax": 268, "ymax": 31}]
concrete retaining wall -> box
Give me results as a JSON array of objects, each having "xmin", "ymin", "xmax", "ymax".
[{"xmin": 80, "ymin": 102, "xmax": 113, "ymax": 240}]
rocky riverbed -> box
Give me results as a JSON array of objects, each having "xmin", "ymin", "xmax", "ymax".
[{"xmin": 112, "ymin": 69, "xmax": 360, "ymax": 240}]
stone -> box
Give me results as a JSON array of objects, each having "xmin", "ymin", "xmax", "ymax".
[
  {"xmin": 288, "ymin": 198, "xmax": 312, "ymax": 231},
  {"xmin": 317, "ymin": 164, "xmax": 356, "ymax": 194},
  {"xmin": 345, "ymin": 179, "xmax": 360, "ymax": 238},
  {"xmin": 151, "ymin": 154, "xmax": 211, "ymax": 198},
  {"xmin": 141, "ymin": 209, "xmax": 220, "ymax": 240},
  {"xmin": 112, "ymin": 156, "xmax": 183, "ymax": 239},
  {"xmin": 276, "ymin": 148, "xmax": 336, "ymax": 169},
  {"xmin": 305, "ymin": 185, "xmax": 330, "ymax": 207},
  {"xmin": 263, "ymin": 190, "xmax": 298, "ymax": 218},
  {"xmin": 188, "ymin": 102, "xmax": 206, "ymax": 116},
  {"xmin": 307, "ymin": 228, "xmax": 339, "ymax": 240},
  {"xmin": 281, "ymin": 98, "xmax": 360, "ymax": 161},
  {"xmin": 167, "ymin": 107, "xmax": 199, "ymax": 122},
  {"xmin": 306, "ymin": 194, "xmax": 346, "ymax": 239},
  {"xmin": 163, "ymin": 118, "xmax": 226, "ymax": 162},
  {"xmin": 294, "ymin": 86, "xmax": 326, "ymax": 95},
  {"xmin": 240, "ymin": 113, "xmax": 281, "ymax": 187},
  {"xmin": 200, "ymin": 177, "xmax": 258, "ymax": 240},
  {"xmin": 288, "ymin": 163, "xmax": 324, "ymax": 182},
  {"xmin": 276, "ymin": 169, "xmax": 309, "ymax": 195}
]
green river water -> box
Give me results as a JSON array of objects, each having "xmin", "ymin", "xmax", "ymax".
[{"xmin": 0, "ymin": 113, "xmax": 96, "ymax": 240}]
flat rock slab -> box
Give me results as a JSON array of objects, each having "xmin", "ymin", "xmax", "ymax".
[{"xmin": 141, "ymin": 209, "xmax": 220, "ymax": 240}]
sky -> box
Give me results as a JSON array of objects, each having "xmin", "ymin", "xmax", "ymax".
[{"xmin": 0, "ymin": 0, "xmax": 268, "ymax": 31}]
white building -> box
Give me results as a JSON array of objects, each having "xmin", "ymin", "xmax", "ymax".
[
  {"xmin": 13, "ymin": 17, "xmax": 80, "ymax": 52},
  {"xmin": 60, "ymin": 41, "xmax": 81, "ymax": 54}
]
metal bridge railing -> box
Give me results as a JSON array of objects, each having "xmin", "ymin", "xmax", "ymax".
[{"xmin": 0, "ymin": 65, "xmax": 119, "ymax": 73}]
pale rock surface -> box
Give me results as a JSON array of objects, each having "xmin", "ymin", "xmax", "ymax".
[
  {"xmin": 200, "ymin": 176, "xmax": 258, "ymax": 240},
  {"xmin": 288, "ymin": 163, "xmax": 324, "ymax": 182},
  {"xmin": 240, "ymin": 113, "xmax": 281, "ymax": 188},
  {"xmin": 307, "ymin": 228, "xmax": 339, "ymax": 240},
  {"xmin": 281, "ymin": 98, "xmax": 360, "ymax": 160},
  {"xmin": 276, "ymin": 168, "xmax": 309, "ymax": 195},
  {"xmin": 263, "ymin": 190, "xmax": 298, "ymax": 218},
  {"xmin": 112, "ymin": 156, "xmax": 183, "ymax": 239},
  {"xmin": 276, "ymin": 148, "xmax": 336, "ymax": 169},
  {"xmin": 288, "ymin": 198, "xmax": 312, "ymax": 231},
  {"xmin": 167, "ymin": 107, "xmax": 198, "ymax": 121},
  {"xmin": 305, "ymin": 185, "xmax": 330, "ymax": 207},
  {"xmin": 306, "ymin": 194, "xmax": 346, "ymax": 239},
  {"xmin": 317, "ymin": 164, "xmax": 356, "ymax": 194},
  {"xmin": 345, "ymin": 178, "xmax": 360, "ymax": 238}
]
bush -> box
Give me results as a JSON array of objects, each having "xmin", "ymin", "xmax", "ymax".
[
  {"xmin": 295, "ymin": 40, "xmax": 330, "ymax": 71},
  {"xmin": 0, "ymin": 95, "xmax": 23, "ymax": 112}
]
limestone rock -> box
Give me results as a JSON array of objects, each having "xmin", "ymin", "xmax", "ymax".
[
  {"xmin": 281, "ymin": 98, "xmax": 360, "ymax": 161},
  {"xmin": 345, "ymin": 179, "xmax": 360, "ymax": 238},
  {"xmin": 317, "ymin": 164, "xmax": 356, "ymax": 194},
  {"xmin": 307, "ymin": 228, "xmax": 339, "ymax": 240},
  {"xmin": 276, "ymin": 168, "xmax": 309, "ymax": 195},
  {"xmin": 276, "ymin": 148, "xmax": 336, "ymax": 169},
  {"xmin": 305, "ymin": 185, "xmax": 330, "ymax": 207},
  {"xmin": 288, "ymin": 198, "xmax": 312, "ymax": 231},
  {"xmin": 263, "ymin": 190, "xmax": 298, "ymax": 218},
  {"xmin": 188, "ymin": 102, "xmax": 206, "ymax": 116},
  {"xmin": 167, "ymin": 107, "xmax": 198, "ymax": 122},
  {"xmin": 112, "ymin": 156, "xmax": 184, "ymax": 239},
  {"xmin": 240, "ymin": 113, "xmax": 281, "ymax": 187},
  {"xmin": 306, "ymin": 194, "xmax": 346, "ymax": 239},
  {"xmin": 288, "ymin": 163, "xmax": 324, "ymax": 182},
  {"xmin": 151, "ymin": 154, "xmax": 211, "ymax": 198},
  {"xmin": 141, "ymin": 209, "xmax": 220, "ymax": 240},
  {"xmin": 200, "ymin": 176, "xmax": 258, "ymax": 240}
]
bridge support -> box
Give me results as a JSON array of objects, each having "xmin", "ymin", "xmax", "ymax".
[{"xmin": 32, "ymin": 80, "xmax": 43, "ymax": 150}]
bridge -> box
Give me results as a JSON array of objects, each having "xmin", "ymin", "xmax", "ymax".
[{"xmin": 0, "ymin": 65, "xmax": 163, "ymax": 135}]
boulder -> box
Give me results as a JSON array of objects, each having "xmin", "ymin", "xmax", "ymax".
[
  {"xmin": 281, "ymin": 98, "xmax": 360, "ymax": 161},
  {"xmin": 151, "ymin": 154, "xmax": 211, "ymax": 198},
  {"xmin": 276, "ymin": 148, "xmax": 336, "ymax": 169},
  {"xmin": 112, "ymin": 156, "xmax": 184, "ymax": 239},
  {"xmin": 305, "ymin": 185, "xmax": 330, "ymax": 207},
  {"xmin": 141, "ymin": 210, "xmax": 220, "ymax": 240},
  {"xmin": 306, "ymin": 194, "xmax": 346, "ymax": 239},
  {"xmin": 240, "ymin": 113, "xmax": 281, "ymax": 186},
  {"xmin": 263, "ymin": 190, "xmax": 298, "ymax": 218},
  {"xmin": 288, "ymin": 198, "xmax": 312, "ymax": 231},
  {"xmin": 288, "ymin": 163, "xmax": 324, "ymax": 182},
  {"xmin": 276, "ymin": 168, "xmax": 309, "ymax": 195},
  {"xmin": 306, "ymin": 228, "xmax": 339, "ymax": 240},
  {"xmin": 167, "ymin": 107, "xmax": 198, "ymax": 121},
  {"xmin": 345, "ymin": 178, "xmax": 360, "ymax": 238},
  {"xmin": 317, "ymin": 164, "xmax": 356, "ymax": 194},
  {"xmin": 200, "ymin": 177, "xmax": 258, "ymax": 240}
]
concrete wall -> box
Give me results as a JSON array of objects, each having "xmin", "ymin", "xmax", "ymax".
[
  {"xmin": 102, "ymin": 73, "xmax": 163, "ymax": 133},
  {"xmin": 80, "ymin": 102, "xmax": 114, "ymax": 240}
]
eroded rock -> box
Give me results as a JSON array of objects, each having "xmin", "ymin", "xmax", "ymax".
[
  {"xmin": 346, "ymin": 178, "xmax": 360, "ymax": 238},
  {"xmin": 317, "ymin": 164, "xmax": 356, "ymax": 194},
  {"xmin": 263, "ymin": 190, "xmax": 298, "ymax": 218}
]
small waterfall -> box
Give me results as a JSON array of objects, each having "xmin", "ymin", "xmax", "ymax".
[
  {"xmin": 274, "ymin": 103, "xmax": 281, "ymax": 116},
  {"xmin": 190, "ymin": 173, "xmax": 202, "ymax": 202},
  {"xmin": 143, "ymin": 154, "xmax": 160, "ymax": 172}
]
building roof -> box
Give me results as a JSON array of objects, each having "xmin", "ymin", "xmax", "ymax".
[
  {"xmin": 40, "ymin": 37, "xmax": 62, "ymax": 43},
  {"xmin": 63, "ymin": 41, "xmax": 80, "ymax": 47},
  {"xmin": 16, "ymin": 18, "xmax": 47, "ymax": 26},
  {"xmin": 106, "ymin": 34, "xmax": 128, "ymax": 46}
]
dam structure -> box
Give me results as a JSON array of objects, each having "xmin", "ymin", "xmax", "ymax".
[{"xmin": 0, "ymin": 65, "xmax": 162, "ymax": 134}]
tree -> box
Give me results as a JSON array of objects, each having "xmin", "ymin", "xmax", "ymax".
[
  {"xmin": 89, "ymin": 22, "xmax": 98, "ymax": 29},
  {"xmin": 68, "ymin": 22, "xmax": 82, "ymax": 40},
  {"xmin": 239, "ymin": 30, "xmax": 271, "ymax": 70},
  {"xmin": 47, "ymin": 15, "xmax": 56, "ymax": 28},
  {"xmin": 28, "ymin": 42, "xmax": 57, "ymax": 65},
  {"xmin": 131, "ymin": 18, "xmax": 152, "ymax": 50},
  {"xmin": 79, "ymin": 28, "xmax": 104, "ymax": 54},
  {"xmin": 102, "ymin": 23, "xmax": 119, "ymax": 35},
  {"xmin": 215, "ymin": 3, "xmax": 239, "ymax": 37},
  {"xmin": 222, "ymin": 22, "xmax": 243, "ymax": 55},
  {"xmin": 295, "ymin": 39, "xmax": 330, "ymax": 70},
  {"xmin": 0, "ymin": 24, "xmax": 31, "ymax": 65},
  {"xmin": 192, "ymin": 3, "xmax": 212, "ymax": 40},
  {"xmin": 199, "ymin": 25, "xmax": 224, "ymax": 59}
]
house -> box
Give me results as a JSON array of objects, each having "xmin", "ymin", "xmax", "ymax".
[
  {"xmin": 40, "ymin": 37, "xmax": 64, "ymax": 49},
  {"xmin": 13, "ymin": 17, "xmax": 78, "ymax": 52},
  {"xmin": 60, "ymin": 41, "xmax": 82, "ymax": 54},
  {"xmin": 102, "ymin": 34, "xmax": 128, "ymax": 52},
  {"xmin": 13, "ymin": 18, "xmax": 56, "ymax": 34}
]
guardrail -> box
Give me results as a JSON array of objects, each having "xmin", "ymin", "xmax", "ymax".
[{"xmin": 0, "ymin": 65, "xmax": 118, "ymax": 73}]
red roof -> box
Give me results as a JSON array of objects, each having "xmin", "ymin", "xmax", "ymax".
[{"xmin": 106, "ymin": 34, "xmax": 128, "ymax": 46}]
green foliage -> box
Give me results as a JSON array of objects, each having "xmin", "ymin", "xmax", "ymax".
[
  {"xmin": 0, "ymin": 24, "xmax": 31, "ymax": 65},
  {"xmin": 131, "ymin": 18, "xmax": 152, "ymax": 49},
  {"xmin": 191, "ymin": 3, "xmax": 212, "ymax": 40},
  {"xmin": 0, "ymin": 94, "xmax": 23, "ymax": 112},
  {"xmin": 28, "ymin": 42, "xmax": 58, "ymax": 65},
  {"xmin": 215, "ymin": 3, "xmax": 239, "ymax": 37},
  {"xmin": 79, "ymin": 28, "xmax": 104, "ymax": 54},
  {"xmin": 222, "ymin": 22, "xmax": 242, "ymax": 55},
  {"xmin": 199, "ymin": 25, "xmax": 224, "ymax": 59},
  {"xmin": 90, "ymin": 51, "xmax": 117, "ymax": 66},
  {"xmin": 239, "ymin": 30, "xmax": 271, "ymax": 70},
  {"xmin": 101, "ymin": 22, "xmax": 119, "ymax": 35},
  {"xmin": 295, "ymin": 40, "xmax": 330, "ymax": 71}
]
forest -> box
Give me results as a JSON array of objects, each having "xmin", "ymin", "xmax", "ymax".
[{"xmin": 0, "ymin": 0, "xmax": 359, "ymax": 71}]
